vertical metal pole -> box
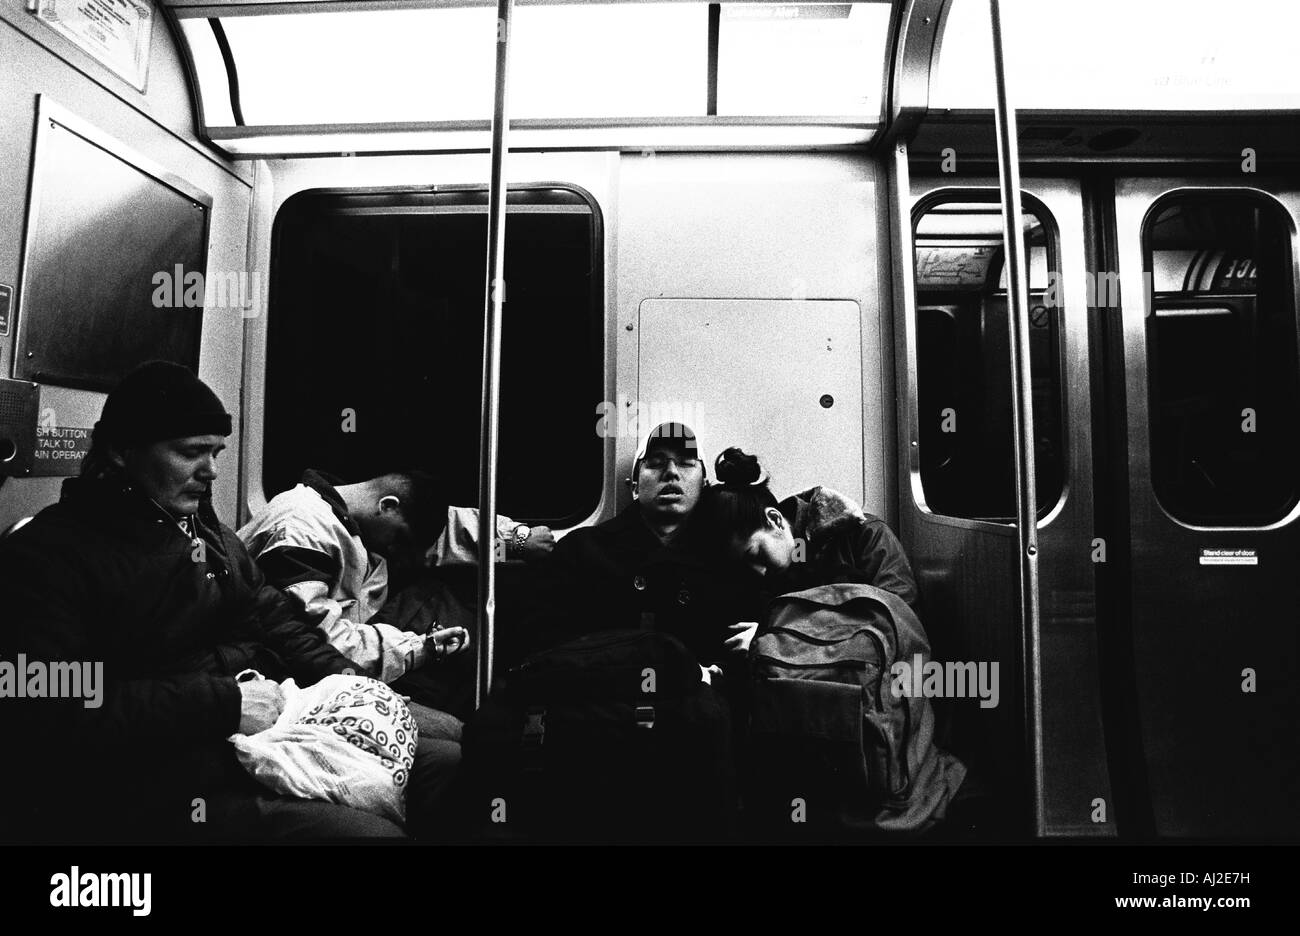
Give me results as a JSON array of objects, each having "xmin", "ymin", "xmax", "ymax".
[
  {"xmin": 988, "ymin": 0, "xmax": 1044, "ymax": 836},
  {"xmin": 476, "ymin": 0, "xmax": 514, "ymax": 709}
]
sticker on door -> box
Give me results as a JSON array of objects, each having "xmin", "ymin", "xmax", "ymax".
[{"xmin": 1199, "ymin": 548, "xmax": 1258, "ymax": 566}]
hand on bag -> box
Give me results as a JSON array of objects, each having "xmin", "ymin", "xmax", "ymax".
[
  {"xmin": 724, "ymin": 621, "xmax": 759, "ymax": 655},
  {"xmin": 427, "ymin": 625, "xmax": 471, "ymax": 659},
  {"xmin": 699, "ymin": 663, "xmax": 725, "ymax": 686},
  {"xmin": 520, "ymin": 526, "xmax": 555, "ymax": 561},
  {"xmin": 237, "ymin": 679, "xmax": 286, "ymax": 735}
]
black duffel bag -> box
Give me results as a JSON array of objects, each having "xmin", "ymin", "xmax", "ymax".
[{"xmin": 460, "ymin": 630, "xmax": 737, "ymax": 842}]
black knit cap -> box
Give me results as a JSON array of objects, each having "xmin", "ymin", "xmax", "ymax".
[{"xmin": 93, "ymin": 361, "xmax": 232, "ymax": 448}]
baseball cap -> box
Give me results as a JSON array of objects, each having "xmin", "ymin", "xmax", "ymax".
[{"xmin": 632, "ymin": 421, "xmax": 709, "ymax": 480}]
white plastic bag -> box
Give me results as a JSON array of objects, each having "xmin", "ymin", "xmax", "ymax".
[{"xmin": 230, "ymin": 674, "xmax": 419, "ymax": 823}]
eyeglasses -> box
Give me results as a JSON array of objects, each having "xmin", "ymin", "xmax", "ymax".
[{"xmin": 642, "ymin": 453, "xmax": 700, "ymax": 471}]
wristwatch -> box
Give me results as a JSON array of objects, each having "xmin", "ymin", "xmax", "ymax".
[{"xmin": 508, "ymin": 524, "xmax": 532, "ymax": 558}]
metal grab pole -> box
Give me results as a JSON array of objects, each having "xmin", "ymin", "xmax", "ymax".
[
  {"xmin": 476, "ymin": 0, "xmax": 514, "ymax": 709},
  {"xmin": 988, "ymin": 0, "xmax": 1044, "ymax": 836}
]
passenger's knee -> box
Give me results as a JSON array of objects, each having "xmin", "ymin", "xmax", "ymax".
[
  {"xmin": 413, "ymin": 737, "xmax": 462, "ymax": 772},
  {"xmin": 252, "ymin": 797, "xmax": 407, "ymax": 840},
  {"xmin": 408, "ymin": 701, "xmax": 464, "ymax": 742}
]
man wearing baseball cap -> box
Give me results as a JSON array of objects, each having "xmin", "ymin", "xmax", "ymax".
[
  {"xmin": 0, "ymin": 361, "xmax": 459, "ymax": 841},
  {"xmin": 524, "ymin": 421, "xmax": 756, "ymax": 670}
]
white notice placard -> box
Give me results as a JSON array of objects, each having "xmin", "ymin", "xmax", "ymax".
[
  {"xmin": 1199, "ymin": 548, "xmax": 1258, "ymax": 567},
  {"xmin": 33, "ymin": 0, "xmax": 154, "ymax": 92}
]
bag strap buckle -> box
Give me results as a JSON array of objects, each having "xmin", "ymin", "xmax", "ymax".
[
  {"xmin": 634, "ymin": 705, "xmax": 656, "ymax": 730},
  {"xmin": 521, "ymin": 707, "xmax": 547, "ymax": 751}
]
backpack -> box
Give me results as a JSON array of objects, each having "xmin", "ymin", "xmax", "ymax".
[
  {"xmin": 460, "ymin": 630, "xmax": 737, "ymax": 842},
  {"xmin": 746, "ymin": 583, "xmax": 966, "ymax": 837}
]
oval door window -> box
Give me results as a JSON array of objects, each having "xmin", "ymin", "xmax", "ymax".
[
  {"xmin": 1143, "ymin": 191, "xmax": 1300, "ymax": 526},
  {"xmin": 911, "ymin": 195, "xmax": 1065, "ymax": 522}
]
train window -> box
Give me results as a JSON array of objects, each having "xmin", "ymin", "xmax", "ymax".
[
  {"xmin": 932, "ymin": 0, "xmax": 1300, "ymax": 111},
  {"xmin": 176, "ymin": 19, "xmax": 235, "ymax": 126},
  {"xmin": 912, "ymin": 199, "xmax": 1064, "ymax": 522},
  {"xmin": 717, "ymin": 3, "xmax": 891, "ymax": 118},
  {"xmin": 215, "ymin": 5, "xmax": 707, "ymax": 125},
  {"xmin": 265, "ymin": 187, "xmax": 603, "ymax": 528},
  {"xmin": 1144, "ymin": 192, "xmax": 1300, "ymax": 526}
]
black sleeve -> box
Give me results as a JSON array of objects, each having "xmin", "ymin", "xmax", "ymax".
[
  {"xmin": 0, "ymin": 530, "xmax": 243, "ymax": 754},
  {"xmin": 518, "ymin": 531, "xmax": 595, "ymax": 655},
  {"xmin": 226, "ymin": 530, "xmax": 355, "ymax": 682},
  {"xmin": 848, "ymin": 519, "xmax": 920, "ymax": 611},
  {"xmin": 255, "ymin": 544, "xmax": 339, "ymax": 591}
]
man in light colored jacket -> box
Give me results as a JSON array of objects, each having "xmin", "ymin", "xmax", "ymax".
[{"xmin": 238, "ymin": 469, "xmax": 553, "ymax": 734}]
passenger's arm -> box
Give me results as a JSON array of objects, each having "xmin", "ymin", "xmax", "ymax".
[
  {"xmin": 251, "ymin": 544, "xmax": 426, "ymax": 683},
  {"xmin": 517, "ymin": 529, "xmax": 594, "ymax": 653},
  {"xmin": 428, "ymin": 506, "xmax": 553, "ymax": 566},
  {"xmin": 849, "ymin": 519, "xmax": 920, "ymax": 611},
  {"xmin": 292, "ymin": 579, "xmax": 430, "ymax": 682},
  {"xmin": 231, "ymin": 539, "xmax": 360, "ymax": 683}
]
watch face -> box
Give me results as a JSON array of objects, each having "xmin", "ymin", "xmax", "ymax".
[{"xmin": 517, "ymin": 526, "xmax": 532, "ymax": 539}]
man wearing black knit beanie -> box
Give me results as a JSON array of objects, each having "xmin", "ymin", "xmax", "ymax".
[
  {"xmin": 0, "ymin": 361, "xmax": 461, "ymax": 842},
  {"xmin": 81, "ymin": 359, "xmax": 235, "ymax": 518}
]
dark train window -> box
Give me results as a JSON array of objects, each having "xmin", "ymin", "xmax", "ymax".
[
  {"xmin": 265, "ymin": 186, "xmax": 603, "ymax": 527},
  {"xmin": 1144, "ymin": 192, "xmax": 1300, "ymax": 526},
  {"xmin": 912, "ymin": 198, "xmax": 1064, "ymax": 522}
]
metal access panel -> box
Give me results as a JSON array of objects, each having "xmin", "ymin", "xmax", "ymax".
[
  {"xmin": 638, "ymin": 298, "xmax": 864, "ymax": 504},
  {"xmin": 15, "ymin": 98, "xmax": 210, "ymax": 392}
]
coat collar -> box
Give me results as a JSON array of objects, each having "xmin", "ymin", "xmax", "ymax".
[
  {"xmin": 780, "ymin": 486, "xmax": 866, "ymax": 547},
  {"xmin": 300, "ymin": 469, "xmax": 361, "ymax": 537},
  {"xmin": 602, "ymin": 502, "xmax": 715, "ymax": 571},
  {"xmin": 58, "ymin": 475, "xmax": 228, "ymax": 559}
]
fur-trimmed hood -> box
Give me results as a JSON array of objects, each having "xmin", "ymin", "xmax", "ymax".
[
  {"xmin": 783, "ymin": 486, "xmax": 868, "ymax": 547},
  {"xmin": 774, "ymin": 487, "xmax": 919, "ymax": 611}
]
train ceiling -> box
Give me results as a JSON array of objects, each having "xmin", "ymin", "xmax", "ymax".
[{"xmin": 154, "ymin": 1, "xmax": 1300, "ymax": 161}]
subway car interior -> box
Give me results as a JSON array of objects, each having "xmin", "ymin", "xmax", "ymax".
[{"xmin": 0, "ymin": 0, "xmax": 1298, "ymax": 843}]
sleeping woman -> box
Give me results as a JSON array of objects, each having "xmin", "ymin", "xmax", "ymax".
[
  {"xmin": 700, "ymin": 447, "xmax": 919, "ymax": 653},
  {"xmin": 700, "ymin": 447, "xmax": 976, "ymax": 837}
]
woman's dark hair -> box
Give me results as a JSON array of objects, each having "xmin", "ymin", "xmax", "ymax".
[{"xmin": 699, "ymin": 447, "xmax": 780, "ymax": 547}]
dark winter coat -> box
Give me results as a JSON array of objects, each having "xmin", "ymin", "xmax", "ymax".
[
  {"xmin": 775, "ymin": 487, "xmax": 919, "ymax": 611},
  {"xmin": 0, "ymin": 476, "xmax": 353, "ymax": 839},
  {"xmin": 523, "ymin": 504, "xmax": 758, "ymax": 666}
]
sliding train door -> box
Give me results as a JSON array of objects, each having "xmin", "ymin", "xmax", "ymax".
[
  {"xmin": 898, "ymin": 176, "xmax": 1114, "ymax": 837},
  {"xmin": 1111, "ymin": 179, "xmax": 1300, "ymax": 837}
]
